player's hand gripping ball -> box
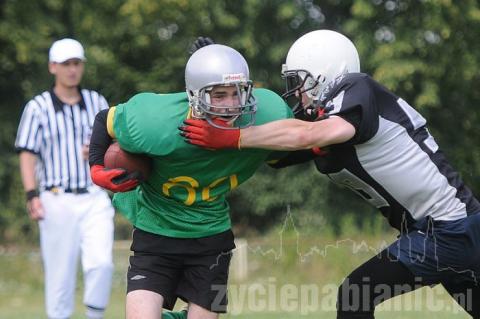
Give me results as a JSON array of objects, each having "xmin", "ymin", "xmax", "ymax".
[{"xmin": 104, "ymin": 142, "xmax": 152, "ymax": 181}]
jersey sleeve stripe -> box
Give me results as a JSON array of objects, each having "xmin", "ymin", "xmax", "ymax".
[{"xmin": 107, "ymin": 106, "xmax": 116, "ymax": 138}]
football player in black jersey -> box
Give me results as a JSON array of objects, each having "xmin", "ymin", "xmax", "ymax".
[{"xmin": 181, "ymin": 30, "xmax": 480, "ymax": 318}]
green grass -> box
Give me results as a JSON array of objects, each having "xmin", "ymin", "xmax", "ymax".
[
  {"xmin": 0, "ymin": 231, "xmax": 472, "ymax": 318},
  {"xmin": 0, "ymin": 242, "xmax": 131, "ymax": 319}
]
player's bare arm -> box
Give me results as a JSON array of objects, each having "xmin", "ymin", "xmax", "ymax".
[
  {"xmin": 239, "ymin": 115, "xmax": 355, "ymax": 150},
  {"xmin": 19, "ymin": 151, "xmax": 37, "ymax": 193},
  {"xmin": 181, "ymin": 115, "xmax": 355, "ymax": 151}
]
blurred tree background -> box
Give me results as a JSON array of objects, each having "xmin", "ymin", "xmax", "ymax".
[{"xmin": 1, "ymin": 0, "xmax": 479, "ymax": 243}]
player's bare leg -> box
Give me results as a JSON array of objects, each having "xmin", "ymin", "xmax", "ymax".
[
  {"xmin": 187, "ymin": 303, "xmax": 218, "ymax": 319},
  {"xmin": 126, "ymin": 290, "xmax": 164, "ymax": 319}
]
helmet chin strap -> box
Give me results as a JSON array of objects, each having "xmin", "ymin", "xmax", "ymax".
[
  {"xmin": 224, "ymin": 114, "xmax": 240, "ymax": 126},
  {"xmin": 295, "ymin": 83, "xmax": 320, "ymax": 121},
  {"xmin": 205, "ymin": 115, "xmax": 239, "ymax": 130},
  {"xmin": 298, "ymin": 106, "xmax": 319, "ymax": 121},
  {"xmin": 296, "ymin": 96, "xmax": 330, "ymax": 121},
  {"xmin": 190, "ymin": 104, "xmax": 240, "ymax": 128}
]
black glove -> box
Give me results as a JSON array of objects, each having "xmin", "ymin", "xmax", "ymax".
[{"xmin": 189, "ymin": 36, "xmax": 215, "ymax": 55}]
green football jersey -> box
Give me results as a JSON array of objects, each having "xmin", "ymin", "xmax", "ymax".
[{"xmin": 110, "ymin": 88, "xmax": 292, "ymax": 238}]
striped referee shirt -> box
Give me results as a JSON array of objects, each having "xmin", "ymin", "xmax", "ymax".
[{"xmin": 15, "ymin": 88, "xmax": 109, "ymax": 191}]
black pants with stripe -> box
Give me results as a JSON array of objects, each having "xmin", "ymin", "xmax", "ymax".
[{"xmin": 336, "ymin": 249, "xmax": 480, "ymax": 319}]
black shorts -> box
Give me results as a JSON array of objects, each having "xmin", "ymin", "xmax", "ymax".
[{"xmin": 127, "ymin": 227, "xmax": 236, "ymax": 312}]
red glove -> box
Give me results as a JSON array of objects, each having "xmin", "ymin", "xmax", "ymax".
[
  {"xmin": 179, "ymin": 119, "xmax": 241, "ymax": 149},
  {"xmin": 90, "ymin": 164, "xmax": 139, "ymax": 192}
]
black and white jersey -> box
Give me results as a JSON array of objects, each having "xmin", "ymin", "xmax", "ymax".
[
  {"xmin": 315, "ymin": 73, "xmax": 480, "ymax": 230},
  {"xmin": 15, "ymin": 88, "xmax": 108, "ymax": 190}
]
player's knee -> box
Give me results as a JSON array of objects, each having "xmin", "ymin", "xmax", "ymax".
[{"xmin": 336, "ymin": 277, "xmax": 375, "ymax": 319}]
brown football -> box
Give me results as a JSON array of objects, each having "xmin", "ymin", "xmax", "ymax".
[{"xmin": 104, "ymin": 142, "xmax": 152, "ymax": 181}]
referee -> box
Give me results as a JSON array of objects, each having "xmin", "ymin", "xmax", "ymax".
[{"xmin": 15, "ymin": 38, "xmax": 115, "ymax": 319}]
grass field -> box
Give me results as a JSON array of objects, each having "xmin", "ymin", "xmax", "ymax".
[{"xmin": 0, "ymin": 230, "xmax": 472, "ymax": 318}]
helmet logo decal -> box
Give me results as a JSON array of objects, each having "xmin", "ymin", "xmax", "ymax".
[{"xmin": 222, "ymin": 73, "xmax": 247, "ymax": 83}]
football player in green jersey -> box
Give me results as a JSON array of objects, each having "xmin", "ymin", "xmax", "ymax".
[{"xmin": 89, "ymin": 44, "xmax": 292, "ymax": 319}]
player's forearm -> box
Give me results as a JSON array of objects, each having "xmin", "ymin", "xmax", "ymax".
[
  {"xmin": 19, "ymin": 152, "xmax": 38, "ymax": 191},
  {"xmin": 239, "ymin": 116, "xmax": 356, "ymax": 151},
  {"xmin": 239, "ymin": 119, "xmax": 319, "ymax": 150}
]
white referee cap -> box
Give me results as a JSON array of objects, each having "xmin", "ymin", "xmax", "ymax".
[{"xmin": 49, "ymin": 38, "xmax": 86, "ymax": 63}]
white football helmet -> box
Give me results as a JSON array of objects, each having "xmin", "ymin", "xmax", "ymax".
[
  {"xmin": 185, "ymin": 44, "xmax": 257, "ymax": 129},
  {"xmin": 281, "ymin": 30, "xmax": 360, "ymax": 115}
]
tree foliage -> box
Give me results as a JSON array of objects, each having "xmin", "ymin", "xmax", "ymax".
[{"xmin": 1, "ymin": 0, "xmax": 479, "ymax": 242}]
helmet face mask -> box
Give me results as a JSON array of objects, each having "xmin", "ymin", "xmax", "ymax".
[
  {"xmin": 191, "ymin": 81, "xmax": 256, "ymax": 129},
  {"xmin": 185, "ymin": 44, "xmax": 257, "ymax": 129},
  {"xmin": 281, "ymin": 68, "xmax": 321, "ymax": 116}
]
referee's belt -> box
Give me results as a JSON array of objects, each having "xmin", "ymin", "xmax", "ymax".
[{"xmin": 45, "ymin": 186, "xmax": 89, "ymax": 194}]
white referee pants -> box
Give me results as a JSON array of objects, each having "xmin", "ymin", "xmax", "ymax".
[{"xmin": 39, "ymin": 186, "xmax": 114, "ymax": 319}]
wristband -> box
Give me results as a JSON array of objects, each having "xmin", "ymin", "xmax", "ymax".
[{"xmin": 26, "ymin": 189, "xmax": 39, "ymax": 202}]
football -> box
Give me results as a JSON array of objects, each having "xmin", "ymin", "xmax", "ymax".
[{"xmin": 104, "ymin": 142, "xmax": 152, "ymax": 181}]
